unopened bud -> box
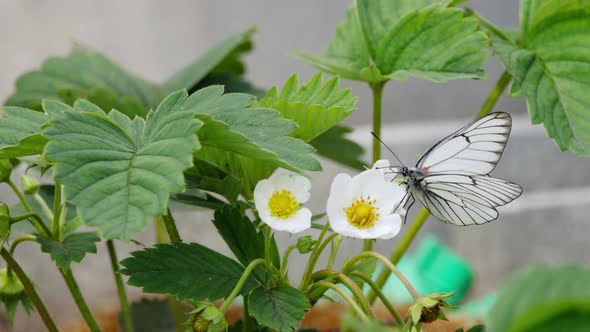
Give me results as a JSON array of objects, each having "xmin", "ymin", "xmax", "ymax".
[
  {"xmin": 20, "ymin": 175, "xmax": 39, "ymax": 195},
  {"xmin": 297, "ymin": 235, "xmax": 316, "ymax": 254},
  {"xmin": 190, "ymin": 303, "xmax": 227, "ymax": 332}
]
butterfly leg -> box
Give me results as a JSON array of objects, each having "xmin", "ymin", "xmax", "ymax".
[{"xmin": 402, "ymin": 195, "xmax": 416, "ymax": 224}]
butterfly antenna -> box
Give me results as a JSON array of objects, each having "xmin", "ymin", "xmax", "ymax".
[{"xmin": 371, "ymin": 131, "xmax": 405, "ymax": 167}]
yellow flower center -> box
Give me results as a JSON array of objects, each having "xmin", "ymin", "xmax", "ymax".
[
  {"xmin": 268, "ymin": 189, "xmax": 299, "ymax": 219},
  {"xmin": 345, "ymin": 196, "xmax": 379, "ymax": 229}
]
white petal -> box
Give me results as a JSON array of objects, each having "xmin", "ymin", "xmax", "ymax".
[
  {"xmin": 372, "ymin": 159, "xmax": 390, "ymax": 171},
  {"xmin": 262, "ymin": 208, "xmax": 311, "ymax": 233},
  {"xmin": 377, "ymin": 214, "xmax": 403, "ymax": 239},
  {"xmin": 289, "ymin": 175, "xmax": 312, "ymax": 203},
  {"xmin": 253, "ymin": 179, "xmax": 274, "ymax": 213}
]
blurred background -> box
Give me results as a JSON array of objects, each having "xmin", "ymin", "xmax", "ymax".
[{"xmin": 0, "ymin": 0, "xmax": 588, "ymax": 330}]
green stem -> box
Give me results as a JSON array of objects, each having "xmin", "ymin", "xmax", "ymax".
[
  {"xmin": 327, "ymin": 235, "xmax": 343, "ymax": 270},
  {"xmin": 365, "ymin": 81, "xmax": 386, "ymax": 253},
  {"xmin": 7, "ymin": 179, "xmax": 32, "ymax": 213},
  {"xmin": 61, "ymin": 269, "xmax": 102, "ymax": 332},
  {"xmin": 58, "ymin": 203, "xmax": 67, "ymax": 242},
  {"xmin": 33, "ymin": 193, "xmax": 53, "ymax": 221},
  {"xmin": 476, "ymin": 70, "xmax": 512, "ymax": 119},
  {"xmin": 349, "ymin": 271, "xmax": 404, "ymax": 326},
  {"xmin": 10, "ymin": 213, "xmax": 51, "ymax": 237},
  {"xmin": 219, "ymin": 259, "xmax": 267, "ymax": 313},
  {"xmin": 263, "ymin": 226, "xmax": 272, "ymax": 267},
  {"xmin": 310, "ymin": 270, "xmax": 373, "ymax": 318},
  {"xmin": 310, "ymin": 281, "xmax": 369, "ymax": 321},
  {"xmin": 279, "ymin": 244, "xmax": 297, "ymax": 277},
  {"xmin": 162, "ymin": 209, "xmax": 181, "ymax": 243},
  {"xmin": 51, "ymin": 185, "xmax": 62, "ymax": 238},
  {"xmin": 242, "ymin": 294, "xmax": 253, "ymax": 332},
  {"xmin": 106, "ymin": 240, "xmax": 134, "ymax": 332},
  {"xmin": 155, "ymin": 216, "xmax": 184, "ymax": 332},
  {"xmin": 0, "ymin": 248, "xmax": 59, "ymax": 332},
  {"xmin": 300, "ymin": 223, "xmax": 337, "ymax": 291},
  {"xmin": 344, "ymin": 251, "xmax": 420, "ymax": 301},
  {"xmin": 366, "ymin": 208, "xmax": 427, "ymax": 305},
  {"xmin": 9, "ymin": 234, "xmax": 37, "ymax": 255}
]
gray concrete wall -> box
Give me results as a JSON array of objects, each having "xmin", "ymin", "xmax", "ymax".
[{"xmin": 0, "ymin": 1, "xmax": 588, "ymax": 331}]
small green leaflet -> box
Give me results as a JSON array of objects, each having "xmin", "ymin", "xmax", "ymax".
[
  {"xmin": 248, "ymin": 286, "xmax": 311, "ymax": 332},
  {"xmin": 0, "ymin": 107, "xmax": 48, "ymax": 159},
  {"xmin": 297, "ymin": 1, "xmax": 488, "ymax": 83},
  {"xmin": 120, "ymin": 242, "xmax": 258, "ymax": 302},
  {"xmin": 43, "ymin": 91, "xmax": 201, "ymax": 240},
  {"xmin": 37, "ymin": 232, "xmax": 100, "ymax": 270},
  {"xmin": 310, "ymin": 125, "xmax": 365, "ymax": 170},
  {"xmin": 257, "ymin": 73, "xmax": 357, "ymax": 141},
  {"xmin": 481, "ymin": 0, "xmax": 590, "ymax": 155}
]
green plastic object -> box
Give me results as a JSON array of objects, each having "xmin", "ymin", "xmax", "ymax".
[{"xmin": 375, "ymin": 235, "xmax": 473, "ymax": 305}]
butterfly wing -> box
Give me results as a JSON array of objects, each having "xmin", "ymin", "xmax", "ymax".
[
  {"xmin": 416, "ymin": 112, "xmax": 512, "ymax": 175},
  {"xmin": 412, "ymin": 174, "xmax": 522, "ymax": 225}
]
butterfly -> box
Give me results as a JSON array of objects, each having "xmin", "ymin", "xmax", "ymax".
[{"xmin": 375, "ymin": 112, "xmax": 522, "ymax": 226}]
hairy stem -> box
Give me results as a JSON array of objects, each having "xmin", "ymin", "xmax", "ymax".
[
  {"xmin": 279, "ymin": 244, "xmax": 297, "ymax": 277},
  {"xmin": 219, "ymin": 258, "xmax": 268, "ymax": 313},
  {"xmin": 310, "ymin": 281, "xmax": 369, "ymax": 321},
  {"xmin": 476, "ymin": 70, "xmax": 512, "ymax": 119},
  {"xmin": 162, "ymin": 209, "xmax": 182, "ymax": 243},
  {"xmin": 107, "ymin": 240, "xmax": 134, "ymax": 332},
  {"xmin": 61, "ymin": 269, "xmax": 102, "ymax": 332},
  {"xmin": 33, "ymin": 192, "xmax": 53, "ymax": 221},
  {"xmin": 7, "ymin": 179, "xmax": 32, "ymax": 213},
  {"xmin": 8, "ymin": 234, "xmax": 37, "ymax": 255},
  {"xmin": 310, "ymin": 270, "xmax": 373, "ymax": 318},
  {"xmin": 350, "ymin": 271, "xmax": 404, "ymax": 326},
  {"xmin": 344, "ymin": 251, "xmax": 420, "ymax": 301},
  {"xmin": 326, "ymin": 235, "xmax": 343, "ymax": 270},
  {"xmin": 300, "ymin": 223, "xmax": 337, "ymax": 291},
  {"xmin": 0, "ymin": 248, "xmax": 59, "ymax": 332}
]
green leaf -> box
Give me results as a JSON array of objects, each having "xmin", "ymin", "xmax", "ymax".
[
  {"xmin": 355, "ymin": 0, "xmax": 450, "ymax": 59},
  {"xmin": 43, "ymin": 92, "xmax": 201, "ymax": 240},
  {"xmin": 375, "ymin": 5, "xmax": 489, "ymax": 82},
  {"xmin": 185, "ymin": 86, "xmax": 320, "ymax": 195},
  {"xmin": 120, "ymin": 242, "xmax": 258, "ymax": 302},
  {"xmin": 37, "ymin": 232, "xmax": 100, "ymax": 270},
  {"xmin": 163, "ymin": 28, "xmax": 255, "ymax": 94},
  {"xmin": 0, "ymin": 107, "xmax": 48, "ymax": 159},
  {"xmin": 485, "ymin": 0, "xmax": 590, "ymax": 155},
  {"xmin": 297, "ymin": 2, "xmax": 489, "ymax": 83},
  {"xmin": 6, "ymin": 47, "xmax": 160, "ymax": 113},
  {"xmin": 488, "ymin": 265, "xmax": 590, "ymax": 332},
  {"xmin": 257, "ymin": 73, "xmax": 357, "ymax": 141},
  {"xmin": 122, "ymin": 298, "xmax": 185, "ymax": 332},
  {"xmin": 310, "ymin": 125, "xmax": 365, "ymax": 170},
  {"xmin": 248, "ymin": 286, "xmax": 311, "ymax": 332},
  {"xmin": 212, "ymin": 205, "xmax": 280, "ymax": 269}
]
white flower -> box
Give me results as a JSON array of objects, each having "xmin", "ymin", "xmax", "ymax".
[
  {"xmin": 254, "ymin": 169, "xmax": 312, "ymax": 233},
  {"xmin": 327, "ymin": 165, "xmax": 407, "ymax": 239}
]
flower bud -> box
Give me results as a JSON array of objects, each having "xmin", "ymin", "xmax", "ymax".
[
  {"xmin": 20, "ymin": 175, "xmax": 39, "ymax": 195},
  {"xmin": 0, "ymin": 267, "xmax": 30, "ymax": 322},
  {"xmin": 0, "ymin": 160, "xmax": 12, "ymax": 183},
  {"xmin": 409, "ymin": 291, "xmax": 456, "ymax": 324},
  {"xmin": 297, "ymin": 235, "xmax": 316, "ymax": 254},
  {"xmin": 190, "ymin": 303, "xmax": 228, "ymax": 332}
]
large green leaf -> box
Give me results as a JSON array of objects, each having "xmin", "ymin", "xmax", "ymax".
[
  {"xmin": 120, "ymin": 242, "xmax": 258, "ymax": 302},
  {"xmin": 248, "ymin": 286, "xmax": 311, "ymax": 332},
  {"xmin": 482, "ymin": 0, "xmax": 590, "ymax": 155},
  {"xmin": 310, "ymin": 125, "xmax": 365, "ymax": 170},
  {"xmin": 42, "ymin": 91, "xmax": 201, "ymax": 240},
  {"xmin": 37, "ymin": 232, "xmax": 100, "ymax": 270},
  {"xmin": 163, "ymin": 28, "xmax": 254, "ymax": 94},
  {"xmin": 375, "ymin": 5, "xmax": 489, "ymax": 82},
  {"xmin": 488, "ymin": 265, "xmax": 590, "ymax": 332},
  {"xmin": 297, "ymin": 2, "xmax": 488, "ymax": 83},
  {"xmin": 186, "ymin": 86, "xmax": 320, "ymax": 172},
  {"xmin": 0, "ymin": 107, "xmax": 48, "ymax": 158},
  {"xmin": 6, "ymin": 47, "xmax": 160, "ymax": 112},
  {"xmin": 257, "ymin": 73, "xmax": 357, "ymax": 141},
  {"xmin": 5, "ymin": 28, "xmax": 255, "ymax": 118}
]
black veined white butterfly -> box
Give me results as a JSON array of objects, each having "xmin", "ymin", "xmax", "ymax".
[{"xmin": 374, "ymin": 112, "xmax": 522, "ymax": 226}]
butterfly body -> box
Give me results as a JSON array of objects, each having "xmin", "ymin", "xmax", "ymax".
[{"xmin": 380, "ymin": 112, "xmax": 522, "ymax": 226}]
